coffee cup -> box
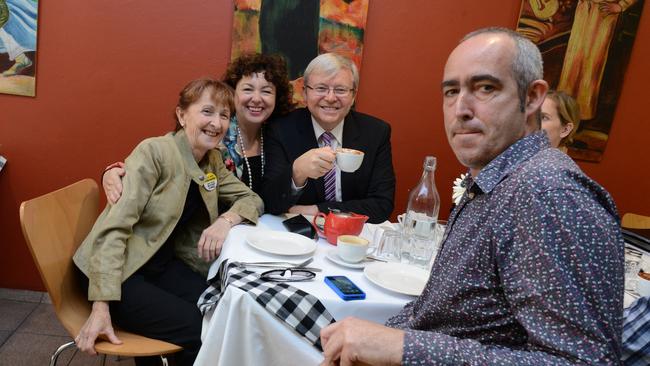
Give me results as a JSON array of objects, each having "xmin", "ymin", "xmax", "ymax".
[
  {"xmin": 337, "ymin": 235, "xmax": 369, "ymax": 263},
  {"xmin": 397, "ymin": 213, "xmax": 405, "ymax": 227},
  {"xmin": 336, "ymin": 148, "xmax": 364, "ymax": 173}
]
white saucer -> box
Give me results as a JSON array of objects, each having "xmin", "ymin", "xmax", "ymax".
[{"xmin": 325, "ymin": 248, "xmax": 373, "ymax": 269}]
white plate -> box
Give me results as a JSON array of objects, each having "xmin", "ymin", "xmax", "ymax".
[
  {"xmin": 363, "ymin": 262, "xmax": 429, "ymax": 296},
  {"xmin": 325, "ymin": 248, "xmax": 374, "ymax": 269},
  {"xmin": 246, "ymin": 230, "xmax": 317, "ymax": 256}
]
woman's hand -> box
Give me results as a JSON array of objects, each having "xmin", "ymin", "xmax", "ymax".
[
  {"xmin": 75, "ymin": 301, "xmax": 122, "ymax": 355},
  {"xmin": 102, "ymin": 166, "xmax": 125, "ymax": 205},
  {"xmin": 197, "ymin": 213, "xmax": 242, "ymax": 261}
]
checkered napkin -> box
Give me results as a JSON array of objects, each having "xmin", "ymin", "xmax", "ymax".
[{"xmin": 198, "ymin": 260, "xmax": 336, "ymax": 350}]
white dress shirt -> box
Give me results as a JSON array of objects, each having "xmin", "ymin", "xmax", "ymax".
[{"xmin": 291, "ymin": 118, "xmax": 344, "ymax": 202}]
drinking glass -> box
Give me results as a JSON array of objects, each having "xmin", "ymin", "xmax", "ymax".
[
  {"xmin": 431, "ymin": 220, "xmax": 447, "ymax": 262},
  {"xmin": 625, "ymin": 247, "xmax": 643, "ymax": 292},
  {"xmin": 373, "ymin": 229, "xmax": 402, "ymax": 262}
]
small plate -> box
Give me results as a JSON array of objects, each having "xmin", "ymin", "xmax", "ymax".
[
  {"xmin": 246, "ymin": 230, "xmax": 317, "ymax": 256},
  {"xmin": 325, "ymin": 248, "xmax": 373, "ymax": 269},
  {"xmin": 363, "ymin": 262, "xmax": 429, "ymax": 296}
]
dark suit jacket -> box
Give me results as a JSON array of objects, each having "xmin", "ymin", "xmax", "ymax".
[{"xmin": 262, "ymin": 108, "xmax": 395, "ymax": 223}]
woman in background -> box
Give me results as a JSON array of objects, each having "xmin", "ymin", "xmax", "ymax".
[
  {"xmin": 541, "ymin": 89, "xmax": 580, "ymax": 152},
  {"xmin": 102, "ymin": 53, "xmax": 294, "ymax": 200},
  {"xmin": 74, "ymin": 78, "xmax": 263, "ymax": 366}
]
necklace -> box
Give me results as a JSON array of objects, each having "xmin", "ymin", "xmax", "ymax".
[{"xmin": 236, "ymin": 124, "xmax": 264, "ymax": 190}]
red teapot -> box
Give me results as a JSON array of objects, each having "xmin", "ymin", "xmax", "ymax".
[{"xmin": 312, "ymin": 211, "xmax": 369, "ymax": 245}]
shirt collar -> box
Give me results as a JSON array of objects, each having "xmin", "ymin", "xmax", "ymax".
[
  {"xmin": 472, "ymin": 131, "xmax": 550, "ymax": 194},
  {"xmin": 311, "ymin": 116, "xmax": 344, "ymax": 144}
]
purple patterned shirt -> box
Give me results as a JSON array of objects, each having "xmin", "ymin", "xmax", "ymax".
[{"xmin": 386, "ymin": 132, "xmax": 624, "ymax": 365}]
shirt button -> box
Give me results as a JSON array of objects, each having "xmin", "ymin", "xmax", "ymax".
[
  {"xmin": 468, "ymin": 192, "xmax": 475, "ymax": 199},
  {"xmin": 199, "ymin": 175, "xmax": 205, "ymax": 181}
]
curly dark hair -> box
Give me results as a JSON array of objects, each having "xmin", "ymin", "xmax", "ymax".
[{"xmin": 222, "ymin": 53, "xmax": 295, "ymax": 118}]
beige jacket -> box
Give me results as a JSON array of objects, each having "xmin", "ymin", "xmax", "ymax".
[{"xmin": 73, "ymin": 130, "xmax": 263, "ymax": 301}]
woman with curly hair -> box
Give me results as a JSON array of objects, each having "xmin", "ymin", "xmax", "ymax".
[
  {"xmin": 220, "ymin": 53, "xmax": 294, "ymax": 193},
  {"xmin": 101, "ymin": 53, "xmax": 294, "ymax": 200}
]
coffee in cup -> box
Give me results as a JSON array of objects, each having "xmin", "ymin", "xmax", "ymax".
[
  {"xmin": 336, "ymin": 148, "xmax": 364, "ymax": 173},
  {"xmin": 337, "ymin": 235, "xmax": 369, "ymax": 263}
]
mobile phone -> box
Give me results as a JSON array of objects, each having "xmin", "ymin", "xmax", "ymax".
[
  {"xmin": 282, "ymin": 215, "xmax": 318, "ymax": 240},
  {"xmin": 324, "ymin": 276, "xmax": 366, "ymax": 301}
]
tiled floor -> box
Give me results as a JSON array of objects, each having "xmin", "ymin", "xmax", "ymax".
[{"xmin": 0, "ymin": 288, "xmax": 135, "ymax": 365}]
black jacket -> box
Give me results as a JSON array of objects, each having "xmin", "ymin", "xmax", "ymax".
[{"xmin": 262, "ymin": 108, "xmax": 395, "ymax": 223}]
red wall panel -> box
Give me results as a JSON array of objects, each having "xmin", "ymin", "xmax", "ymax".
[{"xmin": 1, "ymin": 1, "xmax": 647, "ymax": 290}]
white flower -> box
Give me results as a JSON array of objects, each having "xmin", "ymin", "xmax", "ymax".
[{"xmin": 452, "ymin": 173, "xmax": 467, "ymax": 206}]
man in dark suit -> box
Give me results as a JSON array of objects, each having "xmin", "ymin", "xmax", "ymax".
[{"xmin": 262, "ymin": 53, "xmax": 395, "ymax": 223}]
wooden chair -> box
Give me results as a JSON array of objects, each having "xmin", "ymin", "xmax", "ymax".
[
  {"xmin": 622, "ymin": 213, "xmax": 650, "ymax": 229},
  {"xmin": 19, "ymin": 179, "xmax": 182, "ymax": 366}
]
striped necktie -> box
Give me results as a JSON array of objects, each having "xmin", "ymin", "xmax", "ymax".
[{"xmin": 320, "ymin": 131, "xmax": 337, "ymax": 202}]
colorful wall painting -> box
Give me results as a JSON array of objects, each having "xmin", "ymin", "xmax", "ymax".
[
  {"xmin": 231, "ymin": 0, "xmax": 369, "ymax": 105},
  {"xmin": 0, "ymin": 0, "xmax": 37, "ymax": 97},
  {"xmin": 516, "ymin": 0, "xmax": 645, "ymax": 162}
]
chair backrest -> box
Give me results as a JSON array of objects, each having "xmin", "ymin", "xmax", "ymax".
[
  {"xmin": 19, "ymin": 178, "xmax": 99, "ymax": 338},
  {"xmin": 20, "ymin": 179, "xmax": 183, "ymax": 357},
  {"xmin": 622, "ymin": 213, "xmax": 650, "ymax": 230}
]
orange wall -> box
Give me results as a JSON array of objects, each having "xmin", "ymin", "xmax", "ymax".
[{"xmin": 1, "ymin": 1, "xmax": 648, "ymax": 290}]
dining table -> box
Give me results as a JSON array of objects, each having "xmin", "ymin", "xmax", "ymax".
[{"xmin": 194, "ymin": 214, "xmax": 418, "ymax": 366}]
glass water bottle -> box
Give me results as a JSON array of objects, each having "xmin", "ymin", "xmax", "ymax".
[{"xmin": 402, "ymin": 156, "xmax": 441, "ymax": 267}]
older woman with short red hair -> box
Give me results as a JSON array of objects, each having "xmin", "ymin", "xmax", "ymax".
[{"xmin": 73, "ymin": 78, "xmax": 263, "ymax": 366}]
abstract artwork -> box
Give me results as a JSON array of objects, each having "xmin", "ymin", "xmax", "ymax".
[
  {"xmin": 516, "ymin": 0, "xmax": 645, "ymax": 161},
  {"xmin": 0, "ymin": 0, "xmax": 37, "ymax": 97},
  {"xmin": 231, "ymin": 0, "xmax": 369, "ymax": 105}
]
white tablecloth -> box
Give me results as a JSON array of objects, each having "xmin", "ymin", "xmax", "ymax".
[{"xmin": 195, "ymin": 215, "xmax": 413, "ymax": 366}]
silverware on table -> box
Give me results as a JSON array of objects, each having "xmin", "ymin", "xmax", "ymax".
[
  {"xmin": 244, "ymin": 265, "xmax": 322, "ymax": 273},
  {"xmin": 290, "ymin": 267, "xmax": 322, "ymax": 272},
  {"xmin": 365, "ymin": 255, "xmax": 388, "ymax": 262},
  {"xmin": 240, "ymin": 257, "xmax": 313, "ymax": 268},
  {"xmin": 295, "ymin": 257, "xmax": 314, "ymax": 268},
  {"xmin": 234, "ymin": 260, "xmax": 322, "ymax": 272}
]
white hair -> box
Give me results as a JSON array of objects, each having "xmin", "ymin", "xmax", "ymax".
[{"xmin": 303, "ymin": 53, "xmax": 359, "ymax": 89}]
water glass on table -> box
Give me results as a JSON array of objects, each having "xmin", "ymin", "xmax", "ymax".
[
  {"xmin": 402, "ymin": 219, "xmax": 447, "ymax": 269},
  {"xmin": 429, "ymin": 220, "xmax": 447, "ymax": 266},
  {"xmin": 625, "ymin": 247, "xmax": 643, "ymax": 292},
  {"xmin": 372, "ymin": 229, "xmax": 402, "ymax": 262}
]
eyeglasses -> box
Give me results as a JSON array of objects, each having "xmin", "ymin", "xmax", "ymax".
[
  {"xmin": 260, "ymin": 268, "xmax": 316, "ymax": 282},
  {"xmin": 305, "ymin": 85, "xmax": 355, "ymax": 97}
]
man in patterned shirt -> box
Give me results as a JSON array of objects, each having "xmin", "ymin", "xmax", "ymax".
[{"xmin": 320, "ymin": 27, "xmax": 624, "ymax": 365}]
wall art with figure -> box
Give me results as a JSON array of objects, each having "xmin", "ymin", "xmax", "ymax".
[
  {"xmin": 0, "ymin": 0, "xmax": 37, "ymax": 97},
  {"xmin": 516, "ymin": 0, "xmax": 644, "ymax": 162},
  {"xmin": 231, "ymin": 0, "xmax": 369, "ymax": 105}
]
